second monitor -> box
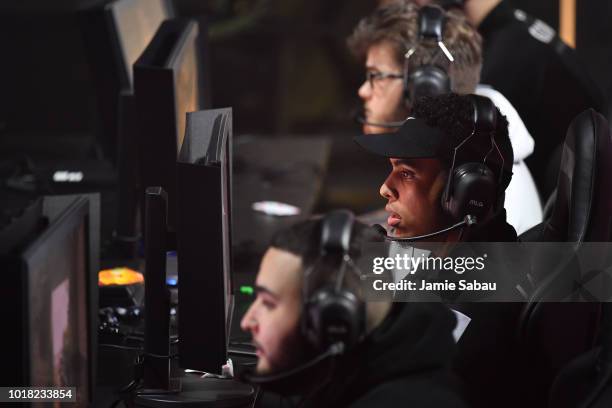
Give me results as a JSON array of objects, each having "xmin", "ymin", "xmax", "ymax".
[
  {"xmin": 176, "ymin": 108, "xmax": 234, "ymax": 375},
  {"xmin": 134, "ymin": 17, "xmax": 207, "ymax": 237}
]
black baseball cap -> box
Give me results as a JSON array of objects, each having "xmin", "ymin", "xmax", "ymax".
[
  {"xmin": 354, "ymin": 117, "xmax": 456, "ymax": 161},
  {"xmin": 354, "ymin": 114, "xmax": 514, "ymax": 189}
]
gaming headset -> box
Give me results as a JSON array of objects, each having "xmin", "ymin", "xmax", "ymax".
[
  {"xmin": 441, "ymin": 95, "xmax": 503, "ymax": 222},
  {"xmin": 435, "ymin": 0, "xmax": 465, "ymax": 11},
  {"xmin": 242, "ymin": 211, "xmax": 366, "ymax": 388},
  {"xmin": 301, "ymin": 210, "xmax": 365, "ymax": 354},
  {"xmin": 376, "ymin": 94, "xmax": 505, "ymax": 243},
  {"xmin": 403, "ymin": 5, "xmax": 453, "ymax": 107},
  {"xmin": 358, "ymin": 5, "xmax": 454, "ymax": 129}
]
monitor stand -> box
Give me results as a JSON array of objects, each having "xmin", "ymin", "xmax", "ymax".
[{"xmin": 133, "ymin": 375, "xmax": 255, "ymax": 407}]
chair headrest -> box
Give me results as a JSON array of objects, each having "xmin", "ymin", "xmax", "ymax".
[{"xmin": 548, "ymin": 109, "xmax": 612, "ymax": 242}]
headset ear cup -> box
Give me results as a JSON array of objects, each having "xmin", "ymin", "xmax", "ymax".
[
  {"xmin": 301, "ymin": 298, "xmax": 317, "ymax": 350},
  {"xmin": 446, "ymin": 163, "xmax": 497, "ymax": 221},
  {"xmin": 301, "ymin": 210, "xmax": 366, "ymax": 354},
  {"xmin": 405, "ymin": 66, "xmax": 451, "ymax": 107},
  {"xmin": 301, "ymin": 288, "xmax": 364, "ymax": 352}
]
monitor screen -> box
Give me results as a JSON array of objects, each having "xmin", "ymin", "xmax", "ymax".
[
  {"xmin": 169, "ymin": 24, "xmax": 200, "ymax": 152},
  {"xmin": 22, "ymin": 196, "xmax": 92, "ymax": 406},
  {"xmin": 109, "ymin": 0, "xmax": 174, "ymax": 89}
]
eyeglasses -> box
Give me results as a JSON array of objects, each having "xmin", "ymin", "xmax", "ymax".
[{"xmin": 366, "ymin": 71, "xmax": 404, "ymax": 90}]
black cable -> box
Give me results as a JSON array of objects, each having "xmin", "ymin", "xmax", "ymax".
[
  {"xmin": 457, "ymin": 225, "xmax": 466, "ymax": 242},
  {"xmin": 118, "ymin": 379, "xmax": 140, "ymax": 395},
  {"xmin": 144, "ymin": 352, "xmax": 179, "ymax": 359},
  {"xmin": 296, "ymin": 358, "xmax": 336, "ymax": 408},
  {"xmin": 99, "ymin": 344, "xmax": 179, "ymax": 359},
  {"xmin": 109, "ymin": 399, "xmax": 125, "ymax": 408},
  {"xmin": 251, "ymin": 387, "xmax": 261, "ymax": 408},
  {"xmin": 99, "ymin": 344, "xmax": 141, "ymax": 352}
]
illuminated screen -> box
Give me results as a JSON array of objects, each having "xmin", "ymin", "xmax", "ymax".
[
  {"xmin": 25, "ymin": 204, "xmax": 90, "ymax": 407},
  {"xmin": 110, "ymin": 0, "xmax": 173, "ymax": 86},
  {"xmin": 172, "ymin": 23, "xmax": 200, "ymax": 155}
]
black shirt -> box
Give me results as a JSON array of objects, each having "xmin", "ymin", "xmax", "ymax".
[
  {"xmin": 308, "ymin": 303, "xmax": 469, "ymax": 408},
  {"xmin": 479, "ymin": 1, "xmax": 605, "ymax": 198}
]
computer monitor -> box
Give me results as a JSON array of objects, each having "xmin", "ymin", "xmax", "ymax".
[
  {"xmin": 134, "ymin": 18, "xmax": 204, "ymax": 237},
  {"xmin": 2, "ymin": 196, "xmax": 94, "ymax": 406},
  {"xmin": 80, "ymin": 0, "xmax": 174, "ymax": 161},
  {"xmin": 176, "ymin": 108, "xmax": 234, "ymax": 374}
]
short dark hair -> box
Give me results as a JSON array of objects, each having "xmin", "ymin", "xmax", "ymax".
[
  {"xmin": 269, "ymin": 214, "xmax": 383, "ymax": 295},
  {"xmin": 270, "ymin": 215, "xmax": 382, "ymax": 266},
  {"xmin": 411, "ymin": 93, "xmax": 514, "ymax": 189}
]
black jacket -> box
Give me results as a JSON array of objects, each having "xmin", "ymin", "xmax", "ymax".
[
  {"xmin": 479, "ymin": 1, "xmax": 604, "ymax": 197},
  {"xmin": 305, "ymin": 302, "xmax": 469, "ymax": 408},
  {"xmin": 448, "ymin": 211, "xmax": 539, "ymax": 408}
]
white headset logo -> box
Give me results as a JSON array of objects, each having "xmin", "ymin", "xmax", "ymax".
[{"xmin": 469, "ymin": 200, "xmax": 484, "ymax": 208}]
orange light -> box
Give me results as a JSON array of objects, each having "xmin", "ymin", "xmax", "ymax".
[
  {"xmin": 560, "ymin": 0, "xmax": 576, "ymax": 48},
  {"xmin": 99, "ymin": 268, "xmax": 144, "ymax": 286}
]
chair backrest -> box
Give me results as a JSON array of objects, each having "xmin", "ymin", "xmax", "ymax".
[
  {"xmin": 553, "ymin": 109, "xmax": 612, "ymax": 242},
  {"xmin": 548, "ymin": 96, "xmax": 612, "ymax": 408},
  {"xmin": 516, "ymin": 110, "xmax": 612, "ymax": 404},
  {"xmin": 521, "ymin": 109, "xmax": 612, "ymax": 243}
]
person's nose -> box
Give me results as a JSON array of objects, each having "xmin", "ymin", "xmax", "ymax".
[
  {"xmin": 380, "ymin": 175, "xmax": 397, "ymax": 201},
  {"xmin": 240, "ymin": 303, "xmax": 258, "ymax": 334},
  {"xmin": 358, "ymin": 78, "xmax": 372, "ymax": 101}
]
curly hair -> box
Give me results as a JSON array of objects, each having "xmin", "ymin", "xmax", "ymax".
[
  {"xmin": 411, "ymin": 93, "xmax": 514, "ymax": 189},
  {"xmin": 347, "ymin": 0, "xmax": 482, "ymax": 94}
]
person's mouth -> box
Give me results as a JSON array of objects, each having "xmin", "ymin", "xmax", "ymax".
[
  {"xmin": 252, "ymin": 340, "xmax": 264, "ymax": 357},
  {"xmin": 385, "ymin": 206, "xmax": 402, "ymax": 228}
]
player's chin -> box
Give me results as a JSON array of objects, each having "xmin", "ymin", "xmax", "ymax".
[
  {"xmin": 367, "ymin": 125, "xmax": 388, "ymax": 135},
  {"xmin": 391, "ymin": 225, "xmax": 412, "ymax": 238},
  {"xmin": 255, "ymin": 358, "xmax": 271, "ymax": 375}
]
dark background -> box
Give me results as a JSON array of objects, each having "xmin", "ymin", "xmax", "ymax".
[{"xmin": 1, "ymin": 0, "xmax": 610, "ymax": 140}]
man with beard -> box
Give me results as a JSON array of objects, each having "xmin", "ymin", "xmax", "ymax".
[{"xmin": 240, "ymin": 210, "xmax": 468, "ymax": 407}]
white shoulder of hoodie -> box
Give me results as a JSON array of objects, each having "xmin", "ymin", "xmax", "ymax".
[{"xmin": 474, "ymin": 85, "xmax": 535, "ymax": 162}]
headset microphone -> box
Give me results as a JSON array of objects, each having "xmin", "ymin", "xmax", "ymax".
[
  {"xmin": 373, "ymin": 215, "xmax": 477, "ymax": 242},
  {"xmin": 354, "ymin": 111, "xmax": 406, "ymax": 129},
  {"xmin": 240, "ymin": 342, "xmax": 344, "ymax": 385}
]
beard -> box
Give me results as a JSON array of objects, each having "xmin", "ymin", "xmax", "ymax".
[{"xmin": 259, "ymin": 327, "xmax": 316, "ymax": 374}]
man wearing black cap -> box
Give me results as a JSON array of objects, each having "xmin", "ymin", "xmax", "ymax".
[
  {"xmin": 356, "ymin": 93, "xmax": 536, "ymax": 408},
  {"xmin": 355, "ymin": 92, "xmax": 516, "ymax": 243},
  {"xmin": 348, "ymin": 0, "xmax": 542, "ymax": 234}
]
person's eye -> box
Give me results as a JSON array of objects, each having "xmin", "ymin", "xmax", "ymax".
[
  {"xmin": 261, "ymin": 298, "xmax": 276, "ymax": 310},
  {"xmin": 400, "ymin": 170, "xmax": 415, "ymax": 180}
]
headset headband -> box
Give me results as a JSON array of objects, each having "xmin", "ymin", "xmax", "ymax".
[
  {"xmin": 403, "ymin": 5, "xmax": 453, "ymax": 105},
  {"xmin": 418, "ymin": 5, "xmax": 445, "ymax": 42},
  {"xmin": 320, "ymin": 211, "xmax": 354, "ymax": 258}
]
